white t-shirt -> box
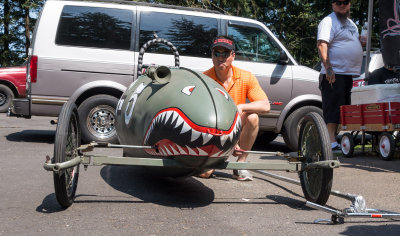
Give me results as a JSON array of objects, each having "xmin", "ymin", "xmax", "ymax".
[{"xmin": 318, "ymin": 12, "xmax": 363, "ymax": 75}]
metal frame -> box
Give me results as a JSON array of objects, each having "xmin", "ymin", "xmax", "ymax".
[
  {"xmin": 306, "ymin": 201, "xmax": 400, "ymax": 224},
  {"xmin": 43, "ymin": 143, "xmax": 340, "ymax": 173},
  {"xmin": 251, "ymin": 169, "xmax": 400, "ymax": 224}
]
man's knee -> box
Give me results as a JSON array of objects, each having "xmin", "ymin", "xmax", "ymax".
[{"xmin": 244, "ymin": 113, "xmax": 259, "ymax": 128}]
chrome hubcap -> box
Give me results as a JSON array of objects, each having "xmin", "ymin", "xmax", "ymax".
[
  {"xmin": 0, "ymin": 92, "xmax": 6, "ymax": 106},
  {"xmin": 379, "ymin": 136, "xmax": 390, "ymax": 157},
  {"xmin": 86, "ymin": 105, "xmax": 116, "ymax": 139}
]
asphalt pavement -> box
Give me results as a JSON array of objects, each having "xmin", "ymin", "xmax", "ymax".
[{"xmin": 0, "ymin": 113, "xmax": 399, "ymax": 235}]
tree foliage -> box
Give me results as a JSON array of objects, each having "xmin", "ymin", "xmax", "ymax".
[
  {"xmin": 0, "ymin": 0, "xmax": 44, "ymax": 67},
  {"xmin": 0, "ymin": 0, "xmax": 380, "ymax": 68},
  {"xmin": 146, "ymin": 0, "xmax": 379, "ymax": 67}
]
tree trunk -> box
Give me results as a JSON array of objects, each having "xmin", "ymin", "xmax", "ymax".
[
  {"xmin": 24, "ymin": 5, "xmax": 30, "ymax": 58},
  {"xmin": 2, "ymin": 0, "xmax": 11, "ymax": 66}
]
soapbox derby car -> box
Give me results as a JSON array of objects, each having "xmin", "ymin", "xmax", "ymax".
[{"xmin": 43, "ymin": 38, "xmax": 340, "ymax": 208}]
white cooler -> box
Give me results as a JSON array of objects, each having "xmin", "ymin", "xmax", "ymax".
[{"xmin": 351, "ymin": 84, "xmax": 400, "ymax": 105}]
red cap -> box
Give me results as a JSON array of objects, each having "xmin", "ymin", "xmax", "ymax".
[{"xmin": 212, "ymin": 38, "xmax": 235, "ymax": 51}]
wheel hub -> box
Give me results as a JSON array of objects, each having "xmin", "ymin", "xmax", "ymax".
[
  {"xmin": 380, "ymin": 137, "xmax": 390, "ymax": 156},
  {"xmin": 342, "ymin": 137, "xmax": 350, "ymax": 154},
  {"xmin": 87, "ymin": 105, "xmax": 116, "ymax": 138},
  {"xmin": 0, "ymin": 92, "xmax": 6, "ymax": 106}
]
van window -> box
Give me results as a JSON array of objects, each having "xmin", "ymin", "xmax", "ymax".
[
  {"xmin": 56, "ymin": 6, "xmax": 133, "ymax": 50},
  {"xmin": 139, "ymin": 12, "xmax": 217, "ymax": 57},
  {"xmin": 228, "ymin": 24, "xmax": 281, "ymax": 63}
]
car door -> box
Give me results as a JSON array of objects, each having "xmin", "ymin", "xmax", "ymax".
[{"xmin": 226, "ymin": 20, "xmax": 293, "ymax": 129}]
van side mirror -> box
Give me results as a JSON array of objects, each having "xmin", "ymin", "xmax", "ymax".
[{"xmin": 278, "ymin": 50, "xmax": 289, "ymax": 65}]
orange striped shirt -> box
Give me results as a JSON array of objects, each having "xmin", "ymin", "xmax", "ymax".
[{"xmin": 203, "ymin": 66, "xmax": 268, "ymax": 105}]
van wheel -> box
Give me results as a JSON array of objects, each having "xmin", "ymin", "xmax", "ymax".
[
  {"xmin": 78, "ymin": 95, "xmax": 119, "ymax": 144},
  {"xmin": 0, "ymin": 84, "xmax": 14, "ymax": 113},
  {"xmin": 254, "ymin": 131, "xmax": 278, "ymax": 146},
  {"xmin": 282, "ymin": 106, "xmax": 323, "ymax": 151}
]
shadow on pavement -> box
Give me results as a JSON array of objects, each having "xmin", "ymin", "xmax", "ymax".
[
  {"xmin": 265, "ymin": 195, "xmax": 307, "ymax": 210},
  {"xmin": 6, "ymin": 130, "xmax": 55, "ymax": 144},
  {"xmin": 253, "ymin": 139, "xmax": 291, "ymax": 152},
  {"xmin": 36, "ymin": 193, "xmax": 67, "ymax": 213},
  {"xmin": 99, "ymin": 165, "xmax": 215, "ymax": 208},
  {"xmin": 339, "ymin": 224, "xmax": 400, "ymax": 235},
  {"xmin": 337, "ymin": 155, "xmax": 400, "ymax": 173}
]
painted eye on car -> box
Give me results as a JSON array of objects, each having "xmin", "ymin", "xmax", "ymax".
[
  {"xmin": 182, "ymin": 86, "xmax": 195, "ymax": 96},
  {"xmin": 215, "ymin": 88, "xmax": 229, "ymax": 100}
]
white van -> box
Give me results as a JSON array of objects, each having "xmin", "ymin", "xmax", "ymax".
[{"xmin": 10, "ymin": 0, "xmax": 322, "ymax": 150}]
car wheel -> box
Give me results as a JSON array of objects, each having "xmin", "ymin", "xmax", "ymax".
[
  {"xmin": 78, "ymin": 95, "xmax": 119, "ymax": 144},
  {"xmin": 53, "ymin": 101, "xmax": 80, "ymax": 208},
  {"xmin": 0, "ymin": 84, "xmax": 14, "ymax": 113},
  {"xmin": 298, "ymin": 112, "xmax": 333, "ymax": 205},
  {"xmin": 281, "ymin": 106, "xmax": 323, "ymax": 151},
  {"xmin": 254, "ymin": 131, "xmax": 278, "ymax": 146}
]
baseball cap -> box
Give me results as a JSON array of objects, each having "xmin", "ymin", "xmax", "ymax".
[{"xmin": 212, "ymin": 37, "xmax": 235, "ymax": 51}]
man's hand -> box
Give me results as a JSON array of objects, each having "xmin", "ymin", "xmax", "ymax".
[
  {"xmin": 326, "ymin": 66, "xmax": 335, "ymax": 87},
  {"xmin": 237, "ymin": 104, "xmax": 244, "ymax": 115},
  {"xmin": 233, "ymin": 144, "xmax": 244, "ymax": 157}
]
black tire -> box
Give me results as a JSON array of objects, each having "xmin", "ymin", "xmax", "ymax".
[
  {"xmin": 78, "ymin": 95, "xmax": 119, "ymax": 144},
  {"xmin": 53, "ymin": 101, "xmax": 81, "ymax": 208},
  {"xmin": 298, "ymin": 112, "xmax": 333, "ymax": 205},
  {"xmin": 378, "ymin": 132, "xmax": 395, "ymax": 161},
  {"xmin": 0, "ymin": 84, "xmax": 14, "ymax": 113},
  {"xmin": 282, "ymin": 106, "xmax": 323, "ymax": 151},
  {"xmin": 254, "ymin": 131, "xmax": 279, "ymax": 146},
  {"xmin": 340, "ymin": 133, "xmax": 354, "ymax": 158}
]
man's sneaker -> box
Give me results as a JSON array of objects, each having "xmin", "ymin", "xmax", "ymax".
[{"xmin": 232, "ymin": 170, "xmax": 253, "ymax": 181}]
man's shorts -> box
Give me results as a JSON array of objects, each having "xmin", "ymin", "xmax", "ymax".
[{"xmin": 319, "ymin": 74, "xmax": 353, "ymax": 124}]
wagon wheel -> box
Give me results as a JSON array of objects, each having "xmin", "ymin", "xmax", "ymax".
[
  {"xmin": 378, "ymin": 132, "xmax": 395, "ymax": 161},
  {"xmin": 53, "ymin": 101, "xmax": 81, "ymax": 208},
  {"xmin": 298, "ymin": 112, "xmax": 333, "ymax": 205},
  {"xmin": 340, "ymin": 133, "xmax": 354, "ymax": 158}
]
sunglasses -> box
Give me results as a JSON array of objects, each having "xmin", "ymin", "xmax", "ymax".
[
  {"xmin": 335, "ymin": 0, "xmax": 350, "ymax": 6},
  {"xmin": 213, "ymin": 51, "xmax": 232, "ymax": 58}
]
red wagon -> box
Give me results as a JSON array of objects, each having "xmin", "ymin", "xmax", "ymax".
[{"xmin": 340, "ymin": 102, "xmax": 400, "ymax": 160}]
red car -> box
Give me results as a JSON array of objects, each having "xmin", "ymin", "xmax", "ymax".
[{"xmin": 0, "ymin": 65, "xmax": 26, "ymax": 113}]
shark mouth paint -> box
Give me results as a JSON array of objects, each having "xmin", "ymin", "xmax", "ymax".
[{"xmin": 144, "ymin": 108, "xmax": 241, "ymax": 157}]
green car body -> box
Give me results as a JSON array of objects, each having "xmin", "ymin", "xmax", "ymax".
[{"xmin": 115, "ymin": 66, "xmax": 241, "ymax": 177}]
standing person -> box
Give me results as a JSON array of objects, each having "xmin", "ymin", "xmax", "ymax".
[
  {"xmin": 317, "ymin": 0, "xmax": 363, "ymax": 151},
  {"xmin": 367, "ymin": 65, "xmax": 400, "ymax": 85},
  {"xmin": 199, "ymin": 36, "xmax": 270, "ymax": 181}
]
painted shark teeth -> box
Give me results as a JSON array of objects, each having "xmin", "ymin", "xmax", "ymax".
[
  {"xmin": 176, "ymin": 144, "xmax": 187, "ymax": 155},
  {"xmin": 180, "ymin": 121, "xmax": 191, "ymax": 134},
  {"xmin": 191, "ymin": 130, "xmax": 201, "ymax": 142},
  {"xmin": 186, "ymin": 146, "xmax": 197, "ymax": 155},
  {"xmin": 220, "ymin": 135, "xmax": 228, "ymax": 147},
  {"xmin": 202, "ymin": 133, "xmax": 213, "ymax": 145},
  {"xmin": 145, "ymin": 109, "xmax": 241, "ymax": 157}
]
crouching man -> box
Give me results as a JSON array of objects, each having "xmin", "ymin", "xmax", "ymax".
[{"xmin": 200, "ymin": 36, "xmax": 270, "ymax": 181}]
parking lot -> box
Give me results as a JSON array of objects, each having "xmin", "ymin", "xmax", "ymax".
[{"xmin": 1, "ymin": 113, "xmax": 400, "ymax": 235}]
